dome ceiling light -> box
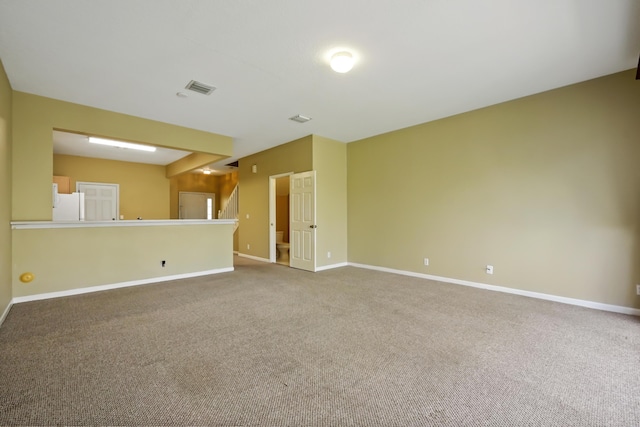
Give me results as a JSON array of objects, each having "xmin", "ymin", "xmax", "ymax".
[{"xmin": 330, "ymin": 51, "xmax": 355, "ymax": 73}]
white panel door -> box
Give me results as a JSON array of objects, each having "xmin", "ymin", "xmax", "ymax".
[
  {"xmin": 77, "ymin": 183, "xmax": 118, "ymax": 221},
  {"xmin": 290, "ymin": 171, "xmax": 316, "ymax": 272},
  {"xmin": 179, "ymin": 192, "xmax": 215, "ymax": 219}
]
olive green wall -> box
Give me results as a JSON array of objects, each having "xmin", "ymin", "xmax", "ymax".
[
  {"xmin": 12, "ymin": 92, "xmax": 232, "ymax": 221},
  {"xmin": 348, "ymin": 70, "xmax": 640, "ymax": 309},
  {"xmin": 238, "ymin": 136, "xmax": 313, "ymax": 259},
  {"xmin": 54, "ymin": 154, "xmax": 169, "ymax": 220},
  {"xmin": 236, "ymin": 135, "xmax": 347, "ymax": 268},
  {"xmin": 12, "ymin": 224, "xmax": 234, "ymax": 298},
  {"xmin": 169, "ymin": 173, "xmax": 220, "ymax": 219},
  {"xmin": 0, "ymin": 59, "xmax": 12, "ymax": 316},
  {"xmin": 312, "ymin": 135, "xmax": 348, "ymax": 267}
]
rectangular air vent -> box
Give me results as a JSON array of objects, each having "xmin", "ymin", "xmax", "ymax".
[
  {"xmin": 185, "ymin": 80, "xmax": 216, "ymax": 95},
  {"xmin": 289, "ymin": 114, "xmax": 312, "ymax": 123}
]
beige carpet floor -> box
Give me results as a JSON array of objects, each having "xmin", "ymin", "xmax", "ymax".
[{"xmin": 0, "ymin": 256, "xmax": 639, "ymax": 426}]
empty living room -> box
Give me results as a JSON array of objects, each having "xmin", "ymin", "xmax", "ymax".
[{"xmin": 1, "ymin": 1, "xmax": 639, "ymax": 426}]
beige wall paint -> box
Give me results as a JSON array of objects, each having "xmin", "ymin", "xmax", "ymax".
[
  {"xmin": 312, "ymin": 135, "xmax": 348, "ymax": 267},
  {"xmin": 12, "ymin": 223, "xmax": 234, "ymax": 298},
  {"xmin": 0, "ymin": 59, "xmax": 12, "ymax": 314},
  {"xmin": 238, "ymin": 136, "xmax": 313, "ymax": 259},
  {"xmin": 54, "ymin": 154, "xmax": 169, "ymax": 220},
  {"xmin": 12, "ymin": 92, "xmax": 232, "ymax": 221},
  {"xmin": 169, "ymin": 173, "xmax": 219, "ymax": 219},
  {"xmin": 348, "ymin": 70, "xmax": 640, "ymax": 309}
]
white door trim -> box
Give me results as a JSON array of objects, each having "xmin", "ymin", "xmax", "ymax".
[{"xmin": 269, "ymin": 172, "xmax": 293, "ymax": 263}]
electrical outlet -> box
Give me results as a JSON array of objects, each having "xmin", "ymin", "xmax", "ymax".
[
  {"xmin": 423, "ymin": 258, "xmax": 429, "ymax": 266},
  {"xmin": 486, "ymin": 265, "xmax": 494, "ymax": 275},
  {"xmin": 327, "ymin": 251, "xmax": 331, "ymax": 258},
  {"xmin": 636, "ymin": 284, "xmax": 640, "ymax": 296},
  {"xmin": 247, "ymin": 244, "xmax": 250, "ymax": 250}
]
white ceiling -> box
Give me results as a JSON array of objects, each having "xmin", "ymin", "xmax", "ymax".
[{"xmin": 1, "ymin": 1, "xmax": 638, "ymax": 171}]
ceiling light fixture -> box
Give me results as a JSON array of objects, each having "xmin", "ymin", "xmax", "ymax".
[
  {"xmin": 203, "ymin": 169, "xmax": 212, "ymax": 175},
  {"xmin": 330, "ymin": 51, "xmax": 355, "ymax": 73},
  {"xmin": 88, "ymin": 137, "xmax": 156, "ymax": 152}
]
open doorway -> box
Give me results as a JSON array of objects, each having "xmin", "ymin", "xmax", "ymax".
[{"xmin": 269, "ymin": 173, "xmax": 292, "ymax": 265}]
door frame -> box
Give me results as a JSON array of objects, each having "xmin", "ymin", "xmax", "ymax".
[
  {"xmin": 269, "ymin": 172, "xmax": 293, "ymax": 263},
  {"xmin": 76, "ymin": 181, "xmax": 120, "ymax": 220}
]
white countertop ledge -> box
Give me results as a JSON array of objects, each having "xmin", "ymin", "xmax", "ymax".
[{"xmin": 11, "ymin": 219, "xmax": 238, "ymax": 229}]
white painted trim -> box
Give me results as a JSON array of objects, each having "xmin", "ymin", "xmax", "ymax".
[
  {"xmin": 315, "ymin": 262, "xmax": 349, "ymax": 272},
  {"xmin": 0, "ymin": 300, "xmax": 13, "ymax": 328},
  {"xmin": 11, "ymin": 219, "xmax": 237, "ymax": 229},
  {"xmin": 349, "ymin": 263, "xmax": 640, "ymax": 317},
  {"xmin": 238, "ymin": 253, "xmax": 271, "ymax": 263},
  {"xmin": 11, "ymin": 267, "xmax": 234, "ymax": 304}
]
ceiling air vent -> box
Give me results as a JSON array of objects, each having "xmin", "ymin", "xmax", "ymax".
[
  {"xmin": 185, "ymin": 80, "xmax": 216, "ymax": 95},
  {"xmin": 289, "ymin": 114, "xmax": 312, "ymax": 123}
]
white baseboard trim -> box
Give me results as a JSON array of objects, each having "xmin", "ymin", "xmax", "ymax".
[
  {"xmin": 237, "ymin": 253, "xmax": 271, "ymax": 263},
  {"xmin": 233, "ymin": 251, "xmax": 239, "ymax": 255},
  {"xmin": 349, "ymin": 262, "xmax": 640, "ymax": 317},
  {"xmin": 0, "ymin": 300, "xmax": 13, "ymax": 328},
  {"xmin": 316, "ymin": 262, "xmax": 349, "ymax": 272},
  {"xmin": 11, "ymin": 267, "xmax": 234, "ymax": 304}
]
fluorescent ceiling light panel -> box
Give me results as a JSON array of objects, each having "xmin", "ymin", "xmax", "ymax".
[{"xmin": 88, "ymin": 137, "xmax": 156, "ymax": 152}]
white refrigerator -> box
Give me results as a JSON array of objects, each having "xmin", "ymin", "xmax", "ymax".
[{"xmin": 52, "ymin": 184, "xmax": 85, "ymax": 221}]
